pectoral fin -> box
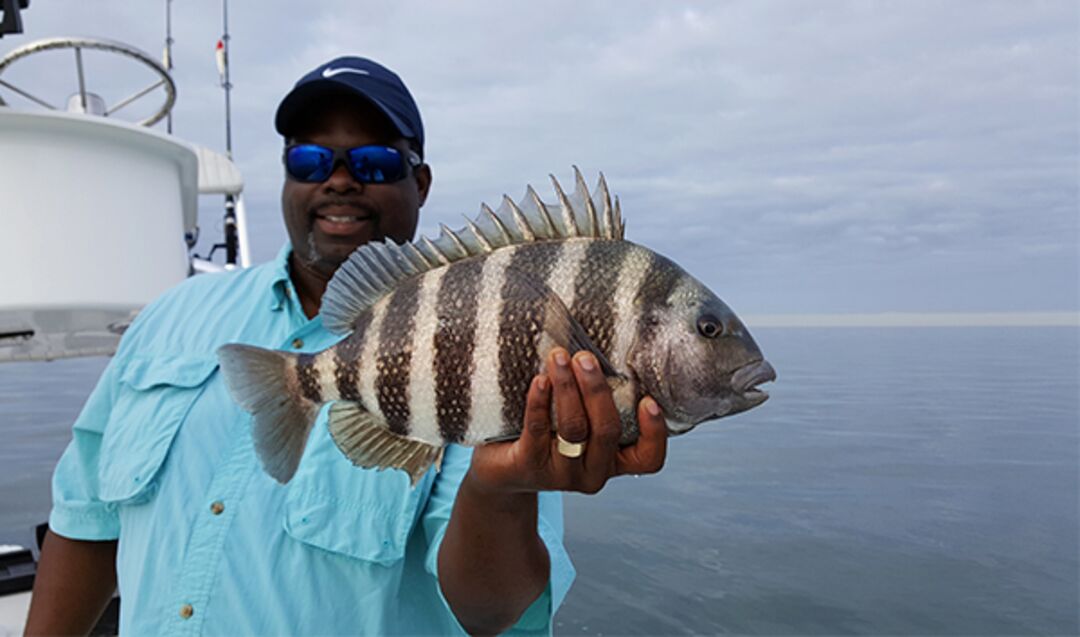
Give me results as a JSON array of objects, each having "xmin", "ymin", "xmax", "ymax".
[
  {"xmin": 504, "ymin": 266, "xmax": 623, "ymax": 379},
  {"xmin": 327, "ymin": 402, "xmax": 443, "ymax": 486}
]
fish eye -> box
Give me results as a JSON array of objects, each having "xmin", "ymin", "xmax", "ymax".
[{"xmin": 697, "ymin": 315, "xmax": 721, "ymax": 338}]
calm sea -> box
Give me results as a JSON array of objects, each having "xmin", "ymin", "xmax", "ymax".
[{"xmin": 2, "ymin": 327, "xmax": 1077, "ymax": 636}]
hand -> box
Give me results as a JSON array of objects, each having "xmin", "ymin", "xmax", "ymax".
[{"xmin": 466, "ymin": 347, "xmax": 668, "ymax": 496}]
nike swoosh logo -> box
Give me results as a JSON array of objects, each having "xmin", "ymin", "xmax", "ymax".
[{"xmin": 322, "ymin": 67, "xmax": 370, "ymax": 79}]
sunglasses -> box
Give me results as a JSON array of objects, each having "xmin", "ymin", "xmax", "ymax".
[{"xmin": 283, "ymin": 143, "xmax": 422, "ymax": 184}]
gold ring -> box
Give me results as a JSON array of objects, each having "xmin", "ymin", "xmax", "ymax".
[{"xmin": 556, "ymin": 434, "xmax": 586, "ymax": 458}]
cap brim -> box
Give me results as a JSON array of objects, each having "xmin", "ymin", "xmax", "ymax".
[{"xmin": 274, "ymin": 78, "xmax": 416, "ymax": 141}]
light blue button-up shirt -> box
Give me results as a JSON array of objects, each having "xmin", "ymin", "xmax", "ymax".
[{"xmin": 49, "ymin": 245, "xmax": 575, "ymax": 635}]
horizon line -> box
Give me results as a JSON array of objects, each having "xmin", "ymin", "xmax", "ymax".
[{"xmin": 743, "ymin": 311, "xmax": 1080, "ymax": 328}]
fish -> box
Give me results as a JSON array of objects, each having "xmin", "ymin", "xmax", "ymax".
[{"xmin": 217, "ymin": 168, "xmax": 776, "ymax": 485}]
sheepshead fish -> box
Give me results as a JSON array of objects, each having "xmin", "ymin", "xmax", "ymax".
[{"xmin": 218, "ymin": 169, "xmax": 776, "ymax": 485}]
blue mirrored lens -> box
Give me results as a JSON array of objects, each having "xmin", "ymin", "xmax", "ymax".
[
  {"xmin": 286, "ymin": 145, "xmax": 333, "ymax": 182},
  {"xmin": 347, "ymin": 146, "xmax": 406, "ymax": 183}
]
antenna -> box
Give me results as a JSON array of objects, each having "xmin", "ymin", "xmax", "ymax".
[
  {"xmin": 219, "ymin": 0, "xmax": 238, "ymax": 265},
  {"xmin": 219, "ymin": 0, "xmax": 233, "ymax": 158},
  {"xmin": 164, "ymin": 0, "xmax": 173, "ymax": 133}
]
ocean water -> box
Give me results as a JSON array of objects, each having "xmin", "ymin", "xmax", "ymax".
[{"xmin": 1, "ymin": 327, "xmax": 1077, "ymax": 635}]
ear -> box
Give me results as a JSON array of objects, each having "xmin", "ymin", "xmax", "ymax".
[{"xmin": 414, "ymin": 163, "xmax": 432, "ymax": 207}]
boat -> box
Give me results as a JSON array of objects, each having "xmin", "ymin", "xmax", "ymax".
[{"xmin": 0, "ymin": 1, "xmax": 249, "ymax": 631}]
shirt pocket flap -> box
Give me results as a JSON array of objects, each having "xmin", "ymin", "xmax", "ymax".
[
  {"xmin": 98, "ymin": 356, "xmax": 219, "ymax": 503},
  {"xmin": 283, "ymin": 433, "xmax": 432, "ymax": 566}
]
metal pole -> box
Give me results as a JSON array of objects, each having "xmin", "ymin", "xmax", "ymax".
[
  {"xmin": 221, "ymin": 0, "xmax": 238, "ymax": 266},
  {"xmin": 222, "ymin": 0, "xmax": 233, "ymax": 159},
  {"xmin": 165, "ymin": 0, "xmax": 173, "ymax": 133}
]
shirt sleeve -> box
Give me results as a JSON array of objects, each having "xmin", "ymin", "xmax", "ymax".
[
  {"xmin": 48, "ymin": 356, "xmax": 123, "ymax": 541},
  {"xmin": 421, "ymin": 444, "xmax": 576, "ymax": 636}
]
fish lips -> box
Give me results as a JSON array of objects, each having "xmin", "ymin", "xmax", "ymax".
[
  {"xmin": 731, "ymin": 359, "xmax": 776, "ymax": 407},
  {"xmin": 679, "ymin": 359, "xmax": 777, "ymax": 427}
]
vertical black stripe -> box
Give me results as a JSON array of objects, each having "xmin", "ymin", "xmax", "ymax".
[
  {"xmin": 296, "ymin": 354, "xmax": 321, "ymax": 404},
  {"xmin": 569, "ymin": 240, "xmax": 629, "ymax": 359},
  {"xmin": 333, "ymin": 313, "xmax": 370, "ymax": 404},
  {"xmin": 634, "ymin": 251, "xmax": 684, "ymax": 307},
  {"xmin": 632, "ymin": 250, "xmax": 684, "ymax": 353},
  {"xmin": 497, "ymin": 242, "xmax": 564, "ymax": 431},
  {"xmin": 375, "ymin": 280, "xmax": 420, "ymax": 435},
  {"xmin": 434, "ymin": 259, "xmax": 484, "ymax": 443}
]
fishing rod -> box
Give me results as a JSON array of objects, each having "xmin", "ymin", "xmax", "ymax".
[
  {"xmin": 164, "ymin": 0, "xmax": 173, "ymax": 134},
  {"xmin": 213, "ymin": 0, "xmax": 239, "ymax": 266}
]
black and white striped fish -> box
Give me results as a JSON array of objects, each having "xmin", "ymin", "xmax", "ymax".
[{"xmin": 218, "ymin": 169, "xmax": 776, "ymax": 485}]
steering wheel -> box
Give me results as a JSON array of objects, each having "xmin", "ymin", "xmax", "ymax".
[{"xmin": 0, "ymin": 36, "xmax": 176, "ymax": 127}]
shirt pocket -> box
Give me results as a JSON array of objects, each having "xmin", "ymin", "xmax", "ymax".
[
  {"xmin": 97, "ymin": 355, "xmax": 219, "ymax": 504},
  {"xmin": 282, "ymin": 424, "xmax": 435, "ymax": 566}
]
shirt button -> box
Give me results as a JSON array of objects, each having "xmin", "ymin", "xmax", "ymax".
[
  {"xmin": 210, "ymin": 501, "xmax": 225, "ymax": 515},
  {"xmin": 179, "ymin": 603, "xmax": 194, "ymax": 619},
  {"xmin": 292, "ymin": 338, "xmax": 304, "ymax": 349}
]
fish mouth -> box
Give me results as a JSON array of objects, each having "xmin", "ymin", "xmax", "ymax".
[{"xmin": 731, "ymin": 359, "xmax": 777, "ymax": 406}]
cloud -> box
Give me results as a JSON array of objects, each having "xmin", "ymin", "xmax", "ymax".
[{"xmin": 2, "ymin": 0, "xmax": 1076, "ymax": 313}]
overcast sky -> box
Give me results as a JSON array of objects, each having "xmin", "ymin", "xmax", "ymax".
[{"xmin": 2, "ymin": 1, "xmax": 1076, "ymax": 315}]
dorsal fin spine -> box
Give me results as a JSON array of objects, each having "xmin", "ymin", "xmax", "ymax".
[
  {"xmin": 573, "ymin": 166, "xmax": 600, "ymax": 238},
  {"xmin": 505, "ymin": 195, "xmax": 536, "ymax": 241},
  {"xmin": 359, "ymin": 250, "xmax": 393, "ymax": 286},
  {"xmin": 614, "ymin": 195, "xmax": 624, "ymax": 237},
  {"xmin": 482, "ymin": 203, "xmax": 513, "ymax": 244},
  {"xmin": 463, "ymin": 215, "xmax": 494, "ymax": 252},
  {"xmin": 550, "ymin": 174, "xmax": 580, "ymax": 238},
  {"xmin": 421, "ymin": 236, "xmax": 451, "ymax": 265},
  {"xmin": 598, "ymin": 173, "xmax": 616, "ymax": 239},
  {"xmin": 440, "ymin": 223, "xmax": 470, "ymax": 256},
  {"xmin": 528, "ymin": 185, "xmax": 558, "ymax": 239},
  {"xmin": 403, "ymin": 241, "xmax": 434, "ymax": 268}
]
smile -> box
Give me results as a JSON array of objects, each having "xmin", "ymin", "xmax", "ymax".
[{"xmin": 317, "ymin": 214, "xmax": 369, "ymax": 223}]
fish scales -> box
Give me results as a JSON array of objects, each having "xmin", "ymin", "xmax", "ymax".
[
  {"xmin": 541, "ymin": 240, "xmax": 588, "ymax": 316},
  {"xmin": 605, "ymin": 245, "xmax": 659, "ymax": 438},
  {"xmin": 497, "ymin": 242, "xmax": 564, "ymax": 433},
  {"xmin": 633, "ymin": 251, "xmax": 686, "ymax": 348},
  {"xmin": 569, "ymin": 240, "xmax": 631, "ymax": 361},
  {"xmin": 434, "ymin": 258, "xmax": 483, "ymax": 443},
  {"xmin": 332, "ymin": 312, "xmax": 367, "ymax": 404},
  {"xmin": 295, "ymin": 353, "xmax": 322, "ymax": 404},
  {"xmin": 376, "ymin": 278, "xmax": 420, "ymax": 435},
  {"xmin": 607, "ymin": 245, "xmax": 656, "ymax": 371},
  {"xmin": 406, "ymin": 267, "xmax": 448, "ymax": 447},
  {"xmin": 218, "ymin": 170, "xmax": 776, "ymax": 485},
  {"xmin": 465, "ymin": 248, "xmax": 518, "ymax": 444},
  {"xmin": 357, "ymin": 292, "xmax": 389, "ymax": 425}
]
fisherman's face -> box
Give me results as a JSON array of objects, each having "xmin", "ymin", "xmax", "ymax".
[{"xmin": 281, "ymin": 95, "xmax": 431, "ymax": 278}]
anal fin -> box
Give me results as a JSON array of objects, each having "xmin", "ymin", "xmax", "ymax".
[{"xmin": 328, "ymin": 402, "xmax": 443, "ymax": 486}]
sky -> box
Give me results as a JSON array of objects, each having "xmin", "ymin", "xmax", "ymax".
[{"xmin": 1, "ymin": 0, "xmax": 1076, "ymax": 316}]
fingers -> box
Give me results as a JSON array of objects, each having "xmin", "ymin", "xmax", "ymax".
[
  {"xmin": 615, "ymin": 396, "xmax": 668, "ymax": 476},
  {"xmin": 570, "ymin": 351, "xmax": 621, "ymax": 482},
  {"xmin": 516, "ymin": 375, "xmax": 553, "ymax": 470},
  {"xmin": 548, "ymin": 349, "xmax": 588, "ymax": 445}
]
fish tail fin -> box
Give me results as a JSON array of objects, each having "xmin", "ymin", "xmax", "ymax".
[{"xmin": 217, "ymin": 343, "xmax": 319, "ymax": 483}]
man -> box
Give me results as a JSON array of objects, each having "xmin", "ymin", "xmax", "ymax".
[{"xmin": 25, "ymin": 56, "xmax": 667, "ymax": 635}]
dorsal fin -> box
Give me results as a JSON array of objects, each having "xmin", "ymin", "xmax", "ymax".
[{"xmin": 321, "ymin": 168, "xmax": 625, "ymax": 334}]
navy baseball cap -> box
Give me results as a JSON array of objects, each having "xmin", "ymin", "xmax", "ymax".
[{"xmin": 275, "ymin": 56, "xmax": 424, "ymax": 155}]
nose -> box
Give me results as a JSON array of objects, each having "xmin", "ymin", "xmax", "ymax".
[{"xmin": 324, "ymin": 160, "xmax": 362, "ymax": 193}]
